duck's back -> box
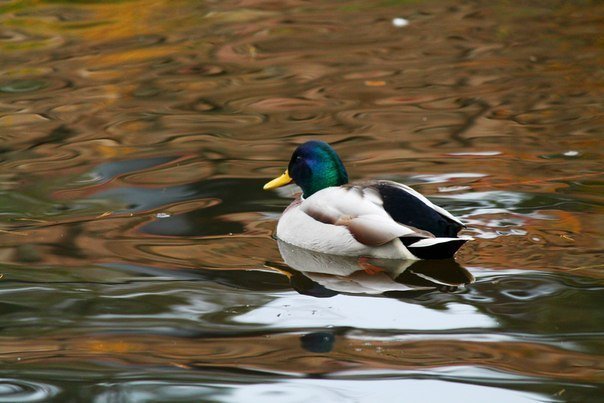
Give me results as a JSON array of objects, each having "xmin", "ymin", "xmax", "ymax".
[{"xmin": 367, "ymin": 180, "xmax": 464, "ymax": 237}]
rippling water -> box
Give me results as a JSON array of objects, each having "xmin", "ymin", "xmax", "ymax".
[{"xmin": 1, "ymin": 0, "xmax": 603, "ymax": 401}]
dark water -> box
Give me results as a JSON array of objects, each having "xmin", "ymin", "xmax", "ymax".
[{"xmin": 1, "ymin": 0, "xmax": 603, "ymax": 401}]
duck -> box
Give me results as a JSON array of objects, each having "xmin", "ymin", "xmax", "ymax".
[{"xmin": 263, "ymin": 140, "xmax": 472, "ymax": 260}]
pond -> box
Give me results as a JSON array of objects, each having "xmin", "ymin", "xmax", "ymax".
[{"xmin": 0, "ymin": 0, "xmax": 603, "ymax": 401}]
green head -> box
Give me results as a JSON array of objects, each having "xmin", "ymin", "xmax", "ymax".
[{"xmin": 263, "ymin": 141, "xmax": 349, "ymax": 198}]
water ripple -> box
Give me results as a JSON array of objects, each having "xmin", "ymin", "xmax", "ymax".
[
  {"xmin": 0, "ymin": 379, "xmax": 59, "ymax": 403},
  {"xmin": 0, "ymin": 0, "xmax": 603, "ymax": 400}
]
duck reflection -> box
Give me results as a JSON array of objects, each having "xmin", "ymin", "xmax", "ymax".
[
  {"xmin": 277, "ymin": 240, "xmax": 474, "ymax": 298},
  {"xmin": 300, "ymin": 332, "xmax": 336, "ymax": 353}
]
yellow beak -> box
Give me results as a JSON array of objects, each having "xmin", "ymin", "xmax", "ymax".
[{"xmin": 263, "ymin": 170, "xmax": 293, "ymax": 190}]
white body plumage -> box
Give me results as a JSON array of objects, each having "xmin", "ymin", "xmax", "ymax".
[{"xmin": 275, "ymin": 182, "xmax": 470, "ymax": 260}]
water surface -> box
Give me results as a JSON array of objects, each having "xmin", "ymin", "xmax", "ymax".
[{"xmin": 0, "ymin": 0, "xmax": 603, "ymax": 401}]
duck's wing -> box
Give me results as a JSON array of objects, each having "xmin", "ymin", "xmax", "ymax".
[
  {"xmin": 300, "ymin": 186, "xmax": 431, "ymax": 247},
  {"xmin": 367, "ymin": 180, "xmax": 465, "ymax": 238},
  {"xmin": 360, "ymin": 180, "xmax": 470, "ymax": 259}
]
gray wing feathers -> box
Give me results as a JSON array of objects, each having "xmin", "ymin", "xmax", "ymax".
[{"xmin": 301, "ymin": 186, "xmax": 426, "ymax": 247}]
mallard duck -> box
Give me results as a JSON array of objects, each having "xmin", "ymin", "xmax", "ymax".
[{"xmin": 264, "ymin": 141, "xmax": 471, "ymax": 260}]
